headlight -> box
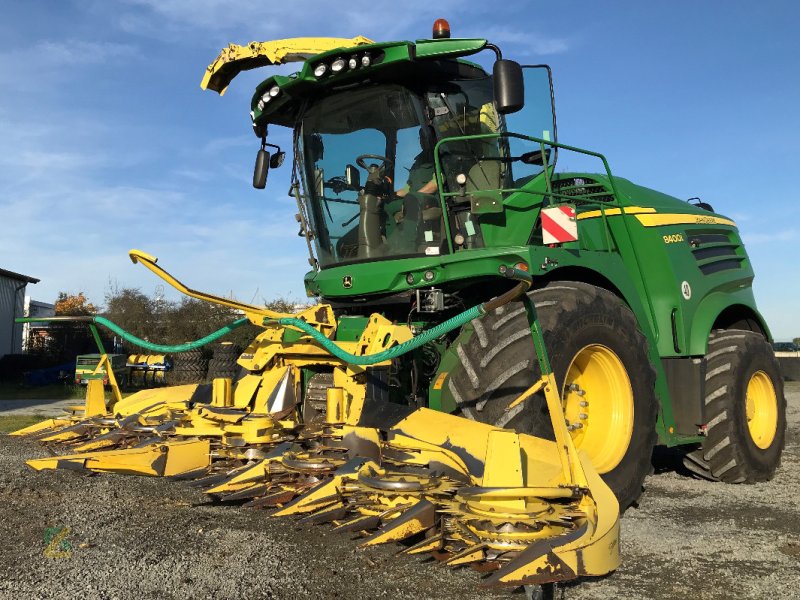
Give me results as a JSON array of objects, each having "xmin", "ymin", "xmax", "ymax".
[
  {"xmin": 331, "ymin": 58, "xmax": 346, "ymax": 72},
  {"xmin": 313, "ymin": 63, "xmax": 328, "ymax": 77},
  {"xmin": 361, "ymin": 54, "xmax": 371, "ymax": 67},
  {"xmin": 348, "ymin": 57, "xmax": 358, "ymax": 69},
  {"xmin": 256, "ymin": 92, "xmax": 271, "ymax": 111},
  {"xmin": 269, "ymin": 86, "xmax": 280, "ymax": 97}
]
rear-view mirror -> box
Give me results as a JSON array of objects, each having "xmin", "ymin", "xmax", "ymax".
[
  {"xmin": 493, "ymin": 59, "xmax": 524, "ymax": 115},
  {"xmin": 253, "ymin": 148, "xmax": 269, "ymax": 189}
]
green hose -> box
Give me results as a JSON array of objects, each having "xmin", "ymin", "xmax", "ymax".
[
  {"xmin": 16, "ymin": 304, "xmax": 482, "ymax": 361},
  {"xmin": 269, "ymin": 267, "xmax": 531, "ymax": 366},
  {"xmin": 16, "ymin": 268, "xmax": 528, "ymax": 362},
  {"xmin": 94, "ymin": 316, "xmax": 250, "ymax": 353},
  {"xmin": 273, "ymin": 304, "xmax": 485, "ymax": 366}
]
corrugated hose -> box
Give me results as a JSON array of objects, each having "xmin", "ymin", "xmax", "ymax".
[{"xmin": 16, "ymin": 267, "xmax": 531, "ymax": 363}]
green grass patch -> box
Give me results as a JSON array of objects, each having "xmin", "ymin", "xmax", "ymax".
[
  {"xmin": 0, "ymin": 414, "xmax": 49, "ymax": 433},
  {"xmin": 0, "ymin": 382, "xmax": 138, "ymax": 401},
  {"xmin": 0, "ymin": 383, "xmax": 86, "ymax": 401}
]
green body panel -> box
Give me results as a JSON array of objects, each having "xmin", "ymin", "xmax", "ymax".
[
  {"xmin": 246, "ymin": 37, "xmax": 771, "ymax": 448},
  {"xmin": 306, "ymin": 167, "xmax": 766, "ymax": 356},
  {"xmin": 303, "ymin": 163, "xmax": 765, "ymax": 446},
  {"xmin": 282, "ymin": 328, "xmax": 304, "ymax": 343},
  {"xmin": 251, "ymin": 38, "xmax": 489, "ymax": 127},
  {"xmin": 334, "ymin": 316, "xmax": 372, "ymax": 342}
]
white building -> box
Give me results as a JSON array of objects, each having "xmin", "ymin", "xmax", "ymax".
[
  {"xmin": 0, "ymin": 268, "xmax": 40, "ymax": 358},
  {"xmin": 22, "ymin": 297, "xmax": 55, "ymax": 353}
]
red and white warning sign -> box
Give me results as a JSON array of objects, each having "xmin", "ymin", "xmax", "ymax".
[{"xmin": 541, "ymin": 204, "xmax": 578, "ymax": 245}]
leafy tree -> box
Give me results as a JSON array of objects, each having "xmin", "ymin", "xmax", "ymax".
[
  {"xmin": 164, "ymin": 298, "xmax": 268, "ymax": 353},
  {"xmin": 45, "ymin": 292, "xmax": 103, "ymax": 364},
  {"xmin": 104, "ymin": 287, "xmax": 170, "ymax": 345},
  {"xmin": 93, "ymin": 284, "xmax": 311, "ymax": 357},
  {"xmin": 263, "ymin": 297, "xmax": 302, "ymax": 314},
  {"xmin": 31, "ymin": 287, "xmax": 308, "ymax": 367},
  {"xmin": 54, "ymin": 292, "xmax": 97, "ymax": 316}
]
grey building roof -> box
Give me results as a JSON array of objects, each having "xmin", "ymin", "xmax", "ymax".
[{"xmin": 0, "ymin": 268, "xmax": 39, "ymax": 284}]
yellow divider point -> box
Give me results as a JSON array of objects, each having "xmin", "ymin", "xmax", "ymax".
[
  {"xmin": 84, "ymin": 379, "xmax": 107, "ymax": 417},
  {"xmin": 480, "ymin": 429, "xmax": 525, "ymax": 512},
  {"xmin": 26, "ymin": 439, "xmax": 211, "ymax": 477}
]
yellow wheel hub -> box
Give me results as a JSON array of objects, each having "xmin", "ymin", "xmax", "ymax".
[
  {"xmin": 745, "ymin": 370, "xmax": 778, "ymax": 449},
  {"xmin": 562, "ymin": 345, "xmax": 634, "ymax": 473}
]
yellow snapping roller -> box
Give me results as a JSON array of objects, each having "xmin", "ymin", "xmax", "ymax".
[{"xmin": 12, "ymin": 250, "xmax": 619, "ymax": 590}]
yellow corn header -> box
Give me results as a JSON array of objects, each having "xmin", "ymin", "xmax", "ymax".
[{"xmin": 12, "ymin": 250, "xmax": 620, "ymax": 590}]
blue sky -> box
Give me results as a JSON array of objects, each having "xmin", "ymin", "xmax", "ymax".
[{"xmin": 2, "ymin": 1, "xmax": 799, "ymax": 339}]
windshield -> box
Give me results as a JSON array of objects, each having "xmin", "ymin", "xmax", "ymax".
[
  {"xmin": 297, "ymin": 71, "xmax": 553, "ymax": 269},
  {"xmin": 426, "ymin": 74, "xmax": 507, "ymax": 251},
  {"xmin": 300, "ymin": 85, "xmax": 444, "ymax": 267}
]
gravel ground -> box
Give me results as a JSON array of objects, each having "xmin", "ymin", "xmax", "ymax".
[
  {"xmin": 0, "ymin": 399, "xmax": 78, "ymax": 416},
  {"xmin": 1, "ymin": 384, "xmax": 798, "ymax": 600}
]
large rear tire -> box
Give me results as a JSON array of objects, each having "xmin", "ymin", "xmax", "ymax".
[
  {"xmin": 447, "ymin": 281, "xmax": 658, "ymax": 511},
  {"xmin": 699, "ymin": 330, "xmax": 785, "ymax": 482}
]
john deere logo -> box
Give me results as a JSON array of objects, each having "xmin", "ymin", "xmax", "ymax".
[
  {"xmin": 342, "ymin": 276, "xmax": 353, "ymax": 289},
  {"xmin": 43, "ymin": 526, "xmax": 72, "ymax": 559}
]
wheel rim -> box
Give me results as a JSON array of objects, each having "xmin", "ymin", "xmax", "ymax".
[
  {"xmin": 745, "ymin": 370, "xmax": 778, "ymax": 449},
  {"xmin": 562, "ymin": 344, "xmax": 634, "ymax": 473}
]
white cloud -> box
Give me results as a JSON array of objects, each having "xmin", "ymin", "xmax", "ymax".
[
  {"xmin": 172, "ymin": 168, "xmax": 213, "ymax": 182},
  {"xmin": 0, "ymin": 176, "xmax": 309, "ymax": 307},
  {"xmin": 116, "ymin": 0, "xmax": 497, "ymax": 43},
  {"xmin": 35, "ymin": 40, "xmax": 139, "ymax": 66},
  {"xmin": 120, "ymin": 0, "xmax": 269, "ymax": 31},
  {"xmin": 0, "ymin": 106, "xmax": 308, "ymax": 308},
  {"xmin": 476, "ymin": 26, "xmax": 571, "ymax": 55},
  {"xmin": 0, "ymin": 39, "xmax": 139, "ymax": 89},
  {"xmin": 201, "ymin": 135, "xmax": 251, "ymax": 155},
  {"xmin": 0, "ymin": 112, "xmax": 151, "ymax": 188},
  {"xmin": 742, "ymin": 229, "xmax": 798, "ymax": 245}
]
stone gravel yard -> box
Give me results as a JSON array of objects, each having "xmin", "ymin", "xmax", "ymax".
[{"xmin": 1, "ymin": 384, "xmax": 798, "ymax": 600}]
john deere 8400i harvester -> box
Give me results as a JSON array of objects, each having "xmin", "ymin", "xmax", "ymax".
[{"xmin": 13, "ymin": 21, "xmax": 785, "ymax": 593}]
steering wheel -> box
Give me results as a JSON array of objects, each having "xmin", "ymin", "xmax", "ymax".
[{"xmin": 356, "ymin": 154, "xmax": 394, "ymax": 170}]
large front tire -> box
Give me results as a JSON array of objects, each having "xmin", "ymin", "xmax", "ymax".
[{"xmin": 447, "ymin": 281, "xmax": 658, "ymax": 511}]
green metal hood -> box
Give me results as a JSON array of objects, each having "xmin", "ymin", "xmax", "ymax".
[{"xmin": 250, "ymin": 38, "xmax": 489, "ymax": 127}]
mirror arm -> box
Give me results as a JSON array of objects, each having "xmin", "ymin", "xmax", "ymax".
[{"xmin": 485, "ymin": 43, "xmax": 503, "ymax": 60}]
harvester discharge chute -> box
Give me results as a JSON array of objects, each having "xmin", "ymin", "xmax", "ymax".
[{"xmin": 13, "ymin": 251, "xmax": 619, "ymax": 588}]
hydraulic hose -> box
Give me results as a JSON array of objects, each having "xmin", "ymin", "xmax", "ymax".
[
  {"xmin": 267, "ymin": 266, "xmax": 532, "ymax": 366},
  {"xmin": 16, "ymin": 267, "xmax": 531, "ymax": 362},
  {"xmin": 94, "ymin": 316, "xmax": 250, "ymax": 353},
  {"xmin": 274, "ymin": 305, "xmax": 484, "ymax": 366},
  {"xmin": 16, "ymin": 315, "xmax": 250, "ymax": 354}
]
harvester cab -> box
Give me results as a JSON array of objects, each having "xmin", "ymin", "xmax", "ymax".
[
  {"xmin": 12, "ymin": 19, "xmax": 785, "ymax": 594},
  {"xmin": 239, "ymin": 31, "xmax": 557, "ymax": 278}
]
